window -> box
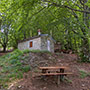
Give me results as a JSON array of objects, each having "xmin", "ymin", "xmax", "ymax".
[{"xmin": 29, "ymin": 41, "xmax": 33, "ymax": 48}]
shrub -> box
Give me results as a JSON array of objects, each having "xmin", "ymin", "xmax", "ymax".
[{"xmin": 22, "ymin": 65, "xmax": 31, "ymax": 72}]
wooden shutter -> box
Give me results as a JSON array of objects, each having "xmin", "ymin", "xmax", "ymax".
[{"xmin": 30, "ymin": 41, "xmax": 33, "ymax": 47}]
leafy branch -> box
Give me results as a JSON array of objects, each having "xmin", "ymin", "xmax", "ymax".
[{"xmin": 44, "ymin": 0, "xmax": 90, "ymax": 13}]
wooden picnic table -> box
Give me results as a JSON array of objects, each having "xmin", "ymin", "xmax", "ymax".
[
  {"xmin": 39, "ymin": 66, "xmax": 68, "ymax": 74},
  {"xmin": 39, "ymin": 66, "xmax": 72, "ymax": 85}
]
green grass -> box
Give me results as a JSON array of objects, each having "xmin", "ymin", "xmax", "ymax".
[
  {"xmin": 64, "ymin": 77, "xmax": 72, "ymax": 83},
  {"xmin": 23, "ymin": 49, "xmax": 51, "ymax": 54},
  {"xmin": 79, "ymin": 70, "xmax": 90, "ymax": 78},
  {"xmin": 0, "ymin": 49, "xmax": 31, "ymax": 88},
  {"xmin": 0, "ymin": 49, "xmax": 51, "ymax": 88}
]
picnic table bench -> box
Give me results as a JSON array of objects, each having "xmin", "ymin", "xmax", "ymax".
[{"xmin": 38, "ymin": 66, "xmax": 72, "ymax": 85}]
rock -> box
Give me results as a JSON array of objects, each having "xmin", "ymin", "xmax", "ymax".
[
  {"xmin": 49, "ymin": 57, "xmax": 52, "ymax": 59},
  {"xmin": 17, "ymin": 85, "xmax": 22, "ymax": 89},
  {"xmin": 82, "ymin": 84, "xmax": 85, "ymax": 87},
  {"xmin": 43, "ymin": 87, "xmax": 46, "ymax": 89}
]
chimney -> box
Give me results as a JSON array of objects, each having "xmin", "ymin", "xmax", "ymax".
[{"xmin": 38, "ymin": 29, "xmax": 41, "ymax": 36}]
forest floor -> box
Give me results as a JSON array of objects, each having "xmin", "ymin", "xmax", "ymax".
[
  {"xmin": 0, "ymin": 50, "xmax": 13, "ymax": 56},
  {"xmin": 0, "ymin": 51, "xmax": 90, "ymax": 90},
  {"xmin": 6, "ymin": 52, "xmax": 90, "ymax": 90}
]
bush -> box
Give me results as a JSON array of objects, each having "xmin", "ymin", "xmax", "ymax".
[{"xmin": 22, "ymin": 65, "xmax": 31, "ymax": 72}]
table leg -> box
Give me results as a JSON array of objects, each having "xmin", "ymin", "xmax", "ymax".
[
  {"xmin": 41, "ymin": 69, "xmax": 47, "ymax": 80},
  {"xmin": 60, "ymin": 69, "xmax": 64, "ymax": 81},
  {"xmin": 42, "ymin": 69, "xmax": 47, "ymax": 73}
]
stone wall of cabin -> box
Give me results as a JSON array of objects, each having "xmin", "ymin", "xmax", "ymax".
[
  {"xmin": 18, "ymin": 41, "xmax": 29, "ymax": 50},
  {"xmin": 41, "ymin": 36, "xmax": 54, "ymax": 52},
  {"xmin": 18, "ymin": 36, "xmax": 54, "ymax": 52},
  {"xmin": 48, "ymin": 36, "xmax": 54, "ymax": 52},
  {"xmin": 18, "ymin": 37, "xmax": 41, "ymax": 50},
  {"xmin": 41, "ymin": 36, "xmax": 48, "ymax": 51}
]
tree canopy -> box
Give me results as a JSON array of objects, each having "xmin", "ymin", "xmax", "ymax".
[{"xmin": 0, "ymin": 0, "xmax": 90, "ymax": 62}]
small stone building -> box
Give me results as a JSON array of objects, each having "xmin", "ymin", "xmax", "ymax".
[{"xmin": 18, "ymin": 34, "xmax": 55, "ymax": 52}]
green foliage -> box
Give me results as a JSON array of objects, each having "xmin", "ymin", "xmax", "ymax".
[
  {"xmin": 22, "ymin": 49, "xmax": 51, "ymax": 54},
  {"xmin": 64, "ymin": 77, "xmax": 72, "ymax": 83},
  {"xmin": 22, "ymin": 65, "xmax": 31, "ymax": 72},
  {"xmin": 79, "ymin": 53, "xmax": 90, "ymax": 63},
  {"xmin": 22, "ymin": 49, "xmax": 31, "ymax": 53},
  {"xmin": 0, "ymin": 0, "xmax": 90, "ymax": 61},
  {"xmin": 0, "ymin": 49, "xmax": 52, "ymax": 88},
  {"xmin": 79, "ymin": 70, "xmax": 90, "ymax": 78}
]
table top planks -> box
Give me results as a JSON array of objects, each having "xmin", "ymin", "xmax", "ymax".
[
  {"xmin": 39, "ymin": 66, "xmax": 68, "ymax": 70},
  {"xmin": 39, "ymin": 73, "xmax": 72, "ymax": 76}
]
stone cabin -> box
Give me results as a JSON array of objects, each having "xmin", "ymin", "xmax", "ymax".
[{"xmin": 18, "ymin": 34, "xmax": 55, "ymax": 52}]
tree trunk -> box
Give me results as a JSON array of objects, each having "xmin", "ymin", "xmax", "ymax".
[
  {"xmin": 24, "ymin": 31, "xmax": 26, "ymax": 39},
  {"xmin": 3, "ymin": 45, "xmax": 6, "ymax": 52}
]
